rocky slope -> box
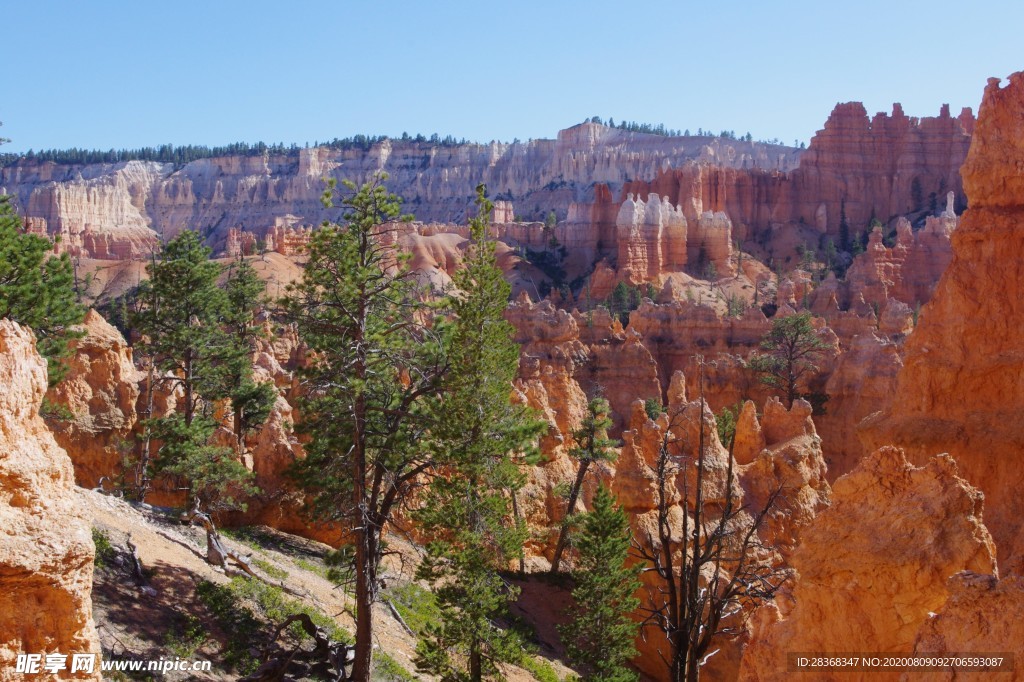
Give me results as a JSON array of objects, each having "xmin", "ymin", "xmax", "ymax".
[
  {"xmin": 0, "ymin": 320, "xmax": 102, "ymax": 680},
  {"xmin": 862, "ymin": 71, "xmax": 1024, "ymax": 574},
  {"xmin": 45, "ymin": 310, "xmax": 143, "ymax": 488}
]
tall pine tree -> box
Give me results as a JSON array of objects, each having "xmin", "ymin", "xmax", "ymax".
[
  {"xmin": 131, "ymin": 231, "xmax": 258, "ymax": 511},
  {"xmin": 414, "ymin": 185, "xmax": 544, "ymax": 682},
  {"xmin": 559, "ymin": 484, "xmax": 640, "ymax": 682},
  {"xmin": 223, "ymin": 255, "xmax": 277, "ymax": 455},
  {"xmin": 284, "ymin": 175, "xmax": 449, "ymax": 681},
  {"xmin": 550, "ymin": 396, "xmax": 619, "ymax": 573}
]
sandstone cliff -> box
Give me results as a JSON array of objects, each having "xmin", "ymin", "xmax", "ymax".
[
  {"xmin": 602, "ymin": 102, "xmax": 971, "ymax": 251},
  {"xmin": 861, "ymin": 72, "xmax": 1024, "ymax": 573},
  {"xmin": 912, "ymin": 572, "xmax": 1024, "ymax": 680},
  {"xmin": 0, "ymin": 320, "xmax": 102, "ymax": 679}
]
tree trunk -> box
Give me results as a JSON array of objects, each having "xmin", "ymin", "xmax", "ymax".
[
  {"xmin": 138, "ymin": 359, "xmax": 155, "ymax": 499},
  {"xmin": 469, "ymin": 638, "xmax": 482, "ymax": 682},
  {"xmin": 351, "ymin": 524, "xmax": 376, "ymax": 681},
  {"xmin": 549, "ymin": 459, "xmax": 590, "ymax": 573},
  {"xmin": 510, "ymin": 489, "xmax": 525, "ymax": 574},
  {"xmin": 234, "ymin": 403, "xmax": 245, "ymax": 455}
]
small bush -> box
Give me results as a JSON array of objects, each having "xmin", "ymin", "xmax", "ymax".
[
  {"xmin": 165, "ymin": 614, "xmax": 206, "ymax": 658},
  {"xmin": 644, "ymin": 397, "xmax": 663, "ymax": 420},
  {"xmin": 520, "ymin": 655, "xmax": 560, "ymax": 682},
  {"xmin": 384, "ymin": 582, "xmax": 440, "ymax": 635},
  {"xmin": 92, "ymin": 528, "xmax": 116, "ymax": 567},
  {"xmin": 373, "ymin": 651, "xmax": 416, "ymax": 682},
  {"xmin": 253, "ymin": 558, "xmax": 289, "ymax": 581}
]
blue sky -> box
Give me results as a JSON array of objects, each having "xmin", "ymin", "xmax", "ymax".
[{"xmin": 3, "ymin": 0, "xmax": 1022, "ymax": 153}]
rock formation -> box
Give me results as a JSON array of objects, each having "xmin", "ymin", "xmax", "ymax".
[
  {"xmin": 913, "ymin": 572, "xmax": 1024, "ymax": 680},
  {"xmin": 790, "ymin": 102, "xmax": 972, "ymax": 236},
  {"xmin": 861, "ymin": 72, "xmax": 1024, "ymax": 573},
  {"xmin": 738, "ymin": 398, "xmax": 831, "ymax": 561},
  {"xmin": 816, "ymin": 331, "xmax": 903, "ymax": 478},
  {"xmin": 45, "ymin": 310, "xmax": 143, "ymax": 488},
  {"xmin": 0, "ymin": 124, "xmax": 799, "ymax": 259},
  {"xmin": 614, "ymin": 193, "xmax": 688, "ymax": 282},
  {"xmin": 740, "ymin": 447, "xmax": 996, "ymax": 682},
  {"xmin": 612, "ymin": 390, "xmax": 830, "ymax": 682},
  {"xmin": 835, "ymin": 208, "xmax": 956, "ymax": 310},
  {"xmin": 605, "ymin": 102, "xmax": 972, "ymax": 248},
  {"xmin": 0, "ymin": 320, "xmax": 102, "ymax": 679}
]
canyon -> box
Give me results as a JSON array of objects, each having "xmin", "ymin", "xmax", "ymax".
[{"xmin": 3, "ymin": 71, "xmax": 1023, "ymax": 681}]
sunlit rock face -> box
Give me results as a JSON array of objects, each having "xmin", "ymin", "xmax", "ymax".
[
  {"xmin": 0, "ymin": 320, "xmax": 102, "ymax": 680},
  {"xmin": 741, "ymin": 447, "xmax": 996, "ymax": 682},
  {"xmin": 861, "ymin": 72, "xmax": 1024, "ymax": 573}
]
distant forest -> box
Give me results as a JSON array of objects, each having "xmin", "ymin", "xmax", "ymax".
[
  {"xmin": 584, "ymin": 116, "xmax": 803, "ymax": 148},
  {"xmin": 0, "ymin": 121, "xmax": 803, "ymax": 168},
  {"xmin": 0, "ymin": 132, "xmax": 472, "ymax": 168}
]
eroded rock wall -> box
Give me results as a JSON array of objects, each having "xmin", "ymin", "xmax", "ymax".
[
  {"xmin": 861, "ymin": 72, "xmax": 1024, "ymax": 573},
  {"xmin": 0, "ymin": 124, "xmax": 799, "ymax": 259},
  {"xmin": 741, "ymin": 447, "xmax": 996, "ymax": 682},
  {"xmin": 0, "ymin": 320, "xmax": 102, "ymax": 679}
]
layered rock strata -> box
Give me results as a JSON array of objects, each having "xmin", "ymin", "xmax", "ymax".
[{"xmin": 1, "ymin": 124, "xmax": 798, "ymax": 259}]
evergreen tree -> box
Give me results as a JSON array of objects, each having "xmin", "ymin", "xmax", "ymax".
[
  {"xmin": 283, "ymin": 174, "xmax": 449, "ymax": 681},
  {"xmin": 131, "ymin": 231, "xmax": 258, "ymax": 510},
  {"xmin": 560, "ymin": 484, "xmax": 640, "ymax": 682},
  {"xmin": 550, "ymin": 397, "xmax": 619, "ymax": 573},
  {"xmin": 415, "ymin": 185, "xmax": 544, "ymax": 681},
  {"xmin": 0, "ymin": 195, "xmax": 85, "ymax": 385},
  {"xmin": 746, "ymin": 311, "xmax": 831, "ymax": 407},
  {"xmin": 223, "ymin": 256, "xmax": 276, "ymax": 454}
]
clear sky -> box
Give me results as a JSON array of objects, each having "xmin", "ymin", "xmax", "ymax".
[{"xmin": 3, "ymin": 0, "xmax": 1022, "ymax": 154}]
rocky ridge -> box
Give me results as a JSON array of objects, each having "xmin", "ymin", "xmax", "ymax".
[{"xmin": 1, "ymin": 125, "xmax": 799, "ymax": 259}]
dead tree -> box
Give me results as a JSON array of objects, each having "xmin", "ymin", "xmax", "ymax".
[
  {"xmin": 239, "ymin": 613, "xmax": 354, "ymax": 682},
  {"xmin": 634, "ymin": 358, "xmax": 787, "ymax": 682},
  {"xmin": 185, "ymin": 504, "xmax": 261, "ymax": 577}
]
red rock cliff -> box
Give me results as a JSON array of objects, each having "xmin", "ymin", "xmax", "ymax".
[{"xmin": 861, "ymin": 72, "xmax": 1024, "ymax": 574}]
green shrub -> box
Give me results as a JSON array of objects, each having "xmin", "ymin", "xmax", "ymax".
[
  {"xmin": 520, "ymin": 655, "xmax": 560, "ymax": 682},
  {"xmin": 383, "ymin": 582, "xmax": 439, "ymax": 635},
  {"xmin": 372, "ymin": 651, "xmax": 416, "ymax": 682},
  {"xmin": 92, "ymin": 528, "xmax": 116, "ymax": 567},
  {"xmin": 165, "ymin": 614, "xmax": 206, "ymax": 658}
]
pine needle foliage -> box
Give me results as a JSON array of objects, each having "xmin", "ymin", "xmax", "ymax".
[
  {"xmin": 746, "ymin": 311, "xmax": 830, "ymax": 406},
  {"xmin": 283, "ymin": 174, "xmax": 449, "ymax": 681},
  {"xmin": 414, "ymin": 185, "xmax": 545, "ymax": 682},
  {"xmin": 0, "ymin": 195, "xmax": 85, "ymax": 385},
  {"xmin": 560, "ymin": 484, "xmax": 640, "ymax": 682},
  {"xmin": 131, "ymin": 230, "xmax": 261, "ymax": 510},
  {"xmin": 550, "ymin": 397, "xmax": 619, "ymax": 573}
]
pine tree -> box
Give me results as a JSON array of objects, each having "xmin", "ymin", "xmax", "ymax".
[
  {"xmin": 0, "ymin": 195, "xmax": 85, "ymax": 385},
  {"xmin": 283, "ymin": 174, "xmax": 449, "ymax": 681},
  {"xmin": 746, "ymin": 311, "xmax": 831, "ymax": 407},
  {"xmin": 550, "ymin": 397, "xmax": 619, "ymax": 573},
  {"xmin": 223, "ymin": 256, "xmax": 276, "ymax": 454},
  {"xmin": 560, "ymin": 484, "xmax": 640, "ymax": 682},
  {"xmin": 414, "ymin": 185, "xmax": 544, "ymax": 682},
  {"xmin": 131, "ymin": 230, "xmax": 258, "ymax": 511}
]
